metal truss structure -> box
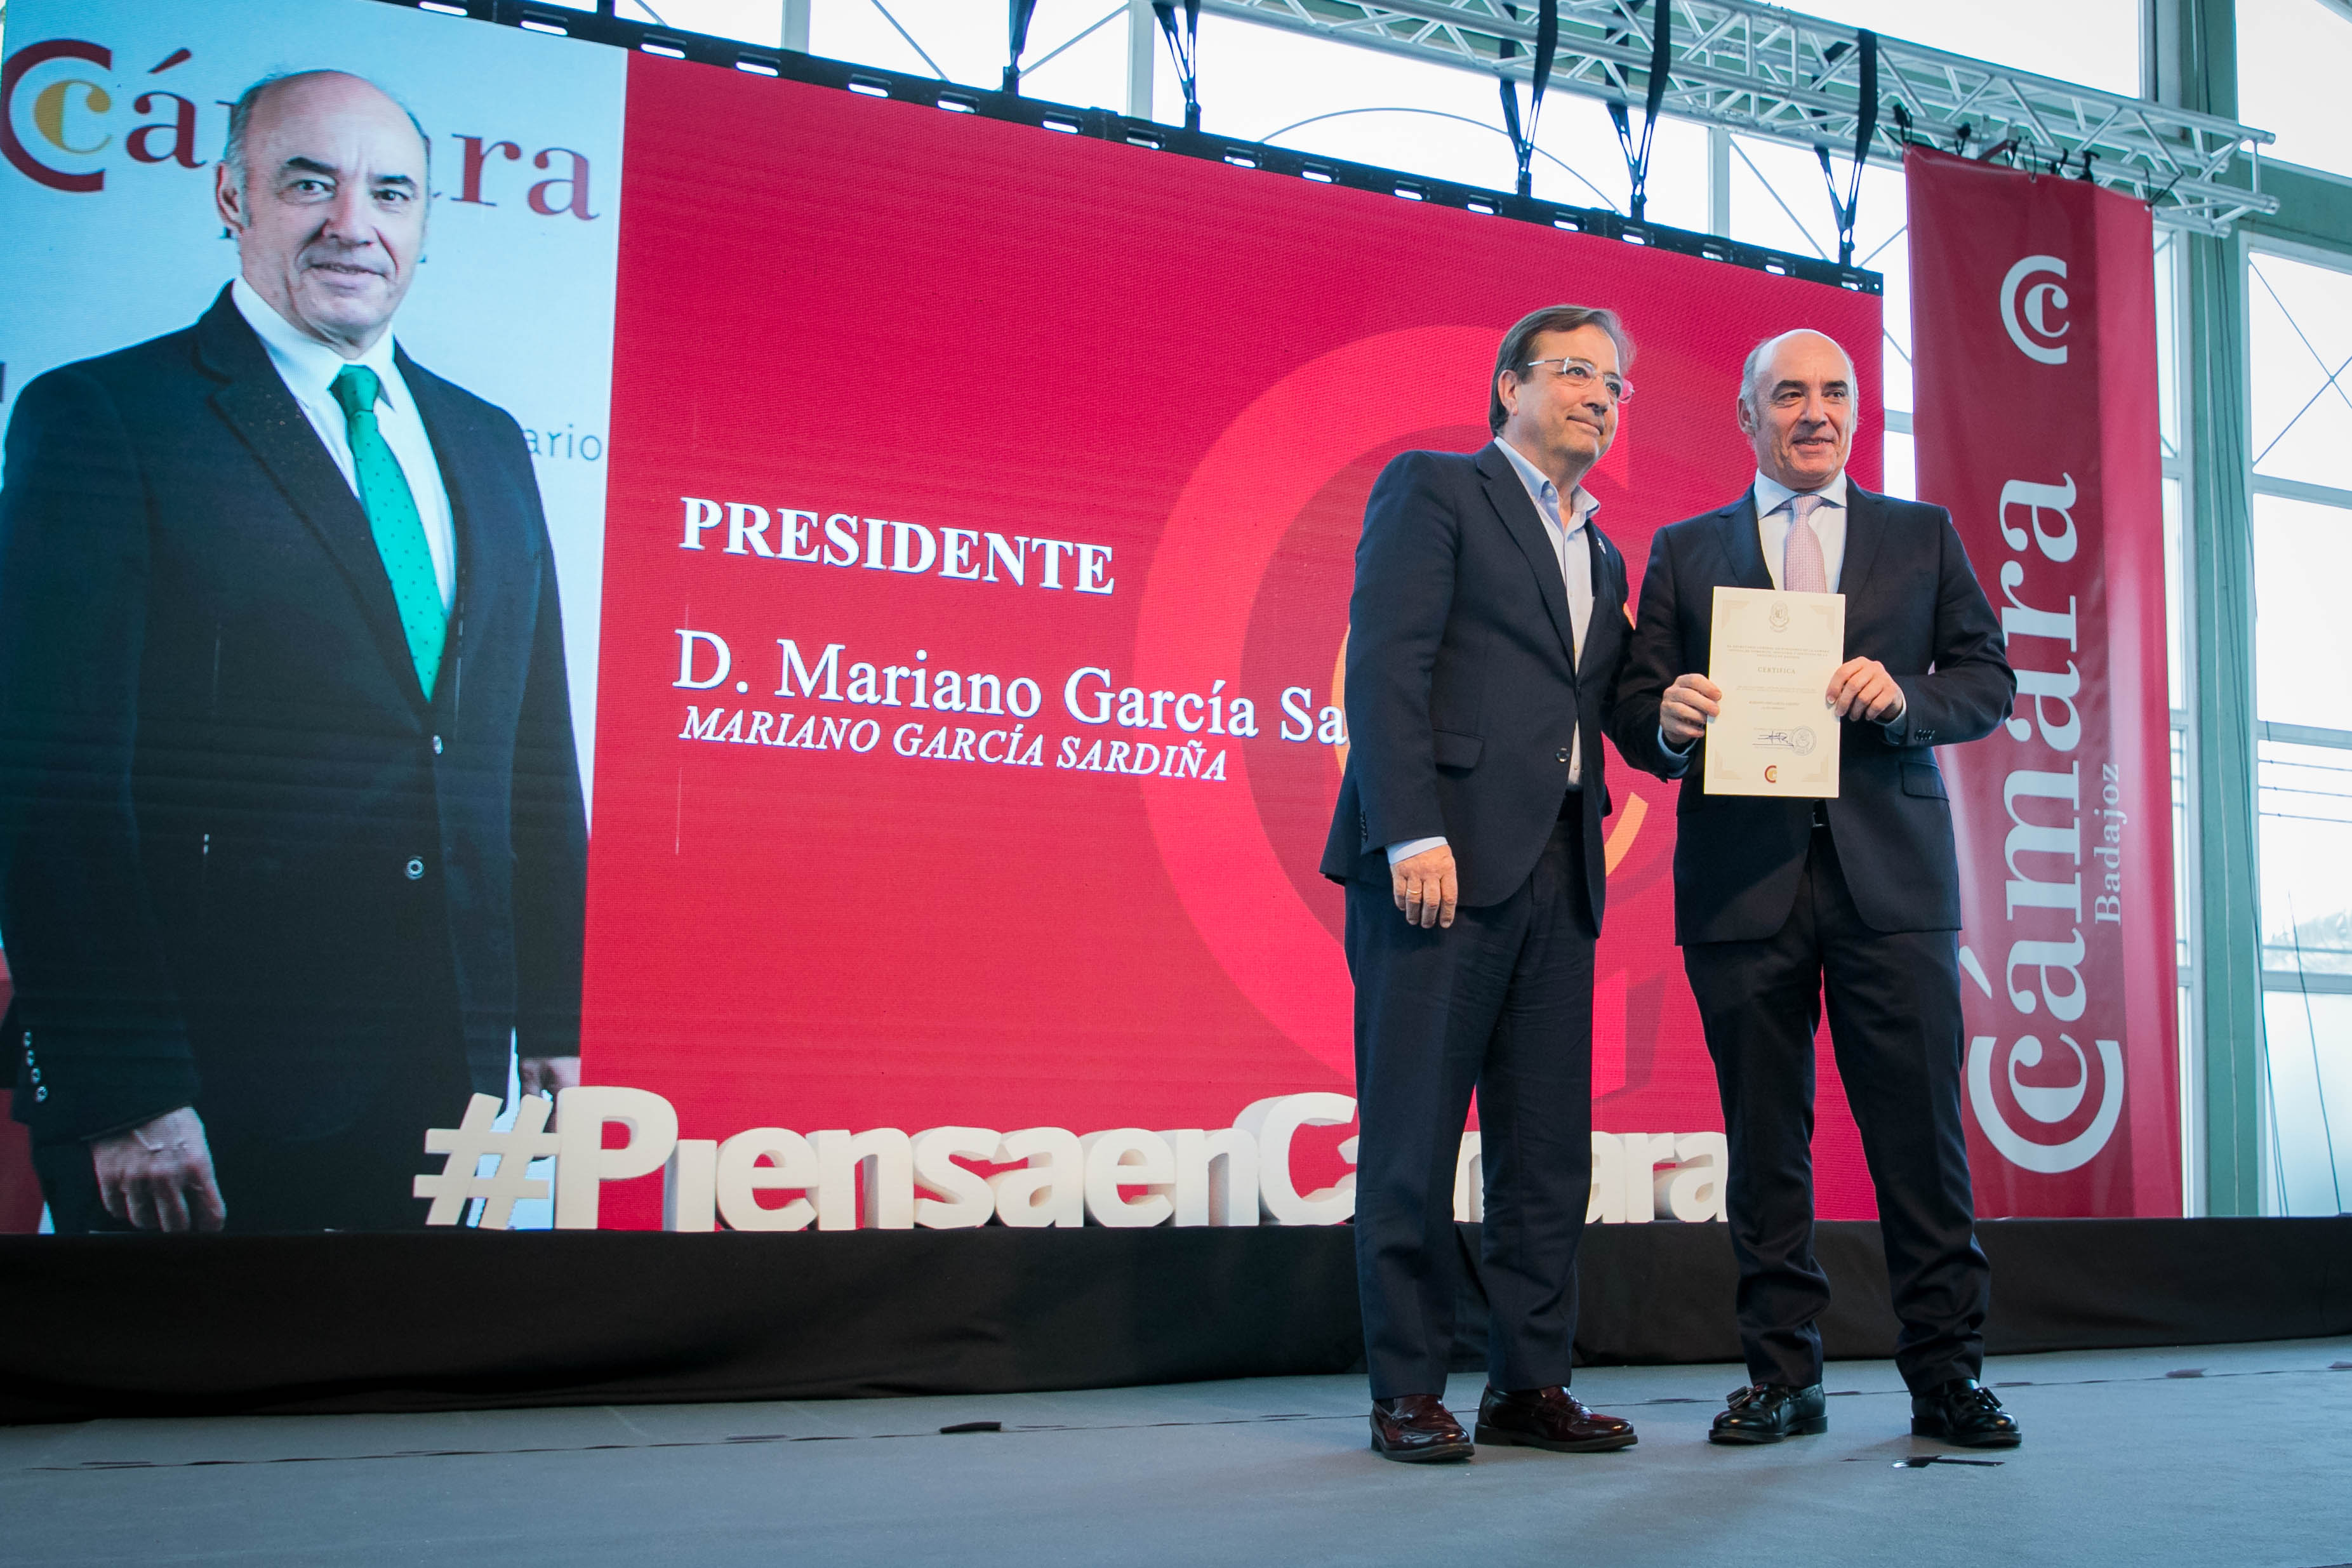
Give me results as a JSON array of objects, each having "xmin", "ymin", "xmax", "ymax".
[{"xmin": 1202, "ymin": 0, "xmax": 2280, "ymax": 234}]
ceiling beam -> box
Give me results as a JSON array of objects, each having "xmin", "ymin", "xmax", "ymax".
[{"xmin": 1203, "ymin": 0, "xmax": 2280, "ymax": 234}]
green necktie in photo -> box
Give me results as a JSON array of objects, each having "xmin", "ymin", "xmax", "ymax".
[{"xmin": 331, "ymin": 364, "xmax": 447, "ymax": 696}]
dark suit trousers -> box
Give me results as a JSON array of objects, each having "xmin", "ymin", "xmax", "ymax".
[
  {"xmin": 1347, "ymin": 816, "xmax": 1595, "ymax": 1400},
  {"xmin": 1683, "ymin": 825, "xmax": 1990, "ymax": 1394}
]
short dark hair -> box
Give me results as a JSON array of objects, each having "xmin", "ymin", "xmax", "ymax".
[
  {"xmin": 223, "ymin": 70, "xmax": 431, "ymax": 193},
  {"xmin": 1489, "ymin": 305, "xmax": 1633, "ymax": 435}
]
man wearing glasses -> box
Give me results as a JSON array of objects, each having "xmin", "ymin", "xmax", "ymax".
[
  {"xmin": 1320, "ymin": 305, "xmax": 1638, "ymax": 1462},
  {"xmin": 1612, "ymin": 328, "xmax": 2021, "ymax": 1449}
]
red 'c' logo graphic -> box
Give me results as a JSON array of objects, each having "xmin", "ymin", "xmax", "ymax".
[{"xmin": 2, "ymin": 39, "xmax": 114, "ymax": 193}]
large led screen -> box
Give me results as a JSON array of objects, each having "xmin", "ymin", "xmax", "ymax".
[{"xmin": 0, "ymin": 0, "xmax": 1911, "ymax": 1236}]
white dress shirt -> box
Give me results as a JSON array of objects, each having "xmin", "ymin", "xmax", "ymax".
[
  {"xmin": 1752, "ymin": 467, "xmax": 1849, "ymax": 592},
  {"xmin": 231, "ymin": 278, "xmax": 456, "ymax": 613},
  {"xmin": 1659, "ymin": 464, "xmax": 1904, "ymax": 765},
  {"xmin": 1386, "ymin": 439, "xmax": 1597, "ymax": 867},
  {"xmin": 1757, "ymin": 467, "xmax": 1903, "ymax": 723}
]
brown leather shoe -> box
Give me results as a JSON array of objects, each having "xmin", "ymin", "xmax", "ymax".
[
  {"xmin": 1475, "ymin": 1385, "xmax": 1638, "ymax": 1452},
  {"xmin": 1369, "ymin": 1394, "xmax": 1474, "ymax": 1463}
]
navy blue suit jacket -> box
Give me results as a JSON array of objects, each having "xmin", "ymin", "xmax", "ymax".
[
  {"xmin": 1611, "ymin": 486, "xmax": 2013, "ymax": 943},
  {"xmin": 0, "ymin": 287, "xmax": 587, "ymax": 1144},
  {"xmin": 1319, "ymin": 444, "xmax": 1630, "ymax": 920}
]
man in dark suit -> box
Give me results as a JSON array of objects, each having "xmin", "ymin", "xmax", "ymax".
[
  {"xmin": 1320, "ymin": 305, "xmax": 1638, "ymax": 1462},
  {"xmin": 0, "ymin": 70, "xmax": 587, "ymax": 1233},
  {"xmin": 1612, "ymin": 329, "xmax": 2021, "ymax": 1447}
]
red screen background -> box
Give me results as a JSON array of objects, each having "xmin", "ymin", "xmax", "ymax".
[{"xmin": 582, "ymin": 55, "xmax": 1887, "ymax": 1228}]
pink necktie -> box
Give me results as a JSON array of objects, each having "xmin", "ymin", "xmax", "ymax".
[{"xmin": 1783, "ymin": 493, "xmax": 1828, "ymax": 594}]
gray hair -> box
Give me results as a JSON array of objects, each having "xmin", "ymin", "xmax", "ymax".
[
  {"xmin": 1739, "ymin": 329, "xmax": 1859, "ymax": 413},
  {"xmin": 223, "ymin": 70, "xmax": 430, "ymax": 193}
]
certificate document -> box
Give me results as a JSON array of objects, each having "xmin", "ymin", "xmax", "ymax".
[{"xmin": 1703, "ymin": 587, "xmax": 1844, "ymax": 797}]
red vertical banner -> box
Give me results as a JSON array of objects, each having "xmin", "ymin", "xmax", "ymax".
[{"xmin": 1906, "ymin": 149, "xmax": 2180, "ymax": 1216}]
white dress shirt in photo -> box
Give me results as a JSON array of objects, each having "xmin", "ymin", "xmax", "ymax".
[{"xmin": 231, "ymin": 277, "xmax": 457, "ymax": 613}]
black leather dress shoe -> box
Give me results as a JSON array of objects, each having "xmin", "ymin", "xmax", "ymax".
[
  {"xmin": 1369, "ymin": 1394, "xmax": 1475, "ymax": 1463},
  {"xmin": 1475, "ymin": 1385, "xmax": 1638, "ymax": 1452},
  {"xmin": 1911, "ymin": 1379, "xmax": 2023, "ymax": 1447},
  {"xmin": 1708, "ymin": 1382, "xmax": 1828, "ymax": 1445}
]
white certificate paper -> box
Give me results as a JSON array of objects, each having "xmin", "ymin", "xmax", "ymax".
[{"xmin": 1703, "ymin": 587, "xmax": 1844, "ymax": 797}]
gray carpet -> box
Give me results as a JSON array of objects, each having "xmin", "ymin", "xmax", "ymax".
[{"xmin": 4, "ymin": 1337, "xmax": 2349, "ymax": 1566}]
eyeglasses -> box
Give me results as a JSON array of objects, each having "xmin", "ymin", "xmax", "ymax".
[{"xmin": 1524, "ymin": 357, "xmax": 1632, "ymax": 402}]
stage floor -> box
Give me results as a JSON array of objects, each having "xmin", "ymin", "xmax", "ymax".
[{"xmin": 4, "ymin": 1338, "xmax": 2349, "ymax": 1567}]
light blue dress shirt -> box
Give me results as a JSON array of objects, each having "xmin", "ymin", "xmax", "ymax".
[{"xmin": 1386, "ymin": 439, "xmax": 1597, "ymax": 867}]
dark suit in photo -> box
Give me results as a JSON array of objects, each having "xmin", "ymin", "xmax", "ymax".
[
  {"xmin": 1320, "ymin": 442, "xmax": 1630, "ymax": 1399},
  {"xmin": 0, "ymin": 286, "xmax": 588, "ymax": 1232},
  {"xmin": 1612, "ymin": 483, "xmax": 2014, "ymax": 1394}
]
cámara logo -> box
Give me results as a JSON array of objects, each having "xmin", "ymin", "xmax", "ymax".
[
  {"xmin": 0, "ymin": 39, "xmax": 195, "ymax": 192},
  {"xmin": 1967, "ymin": 1032, "xmax": 2123, "ymax": 1173},
  {"xmin": 1999, "ymin": 254, "xmax": 2070, "ymax": 366},
  {"xmin": 2, "ymin": 37, "xmax": 600, "ymax": 216}
]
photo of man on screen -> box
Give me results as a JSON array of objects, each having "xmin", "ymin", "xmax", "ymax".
[{"xmin": 0, "ymin": 69, "xmax": 588, "ymax": 1233}]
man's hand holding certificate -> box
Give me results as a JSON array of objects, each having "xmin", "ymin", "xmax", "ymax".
[{"xmin": 1703, "ymin": 587, "xmax": 1844, "ymax": 797}]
